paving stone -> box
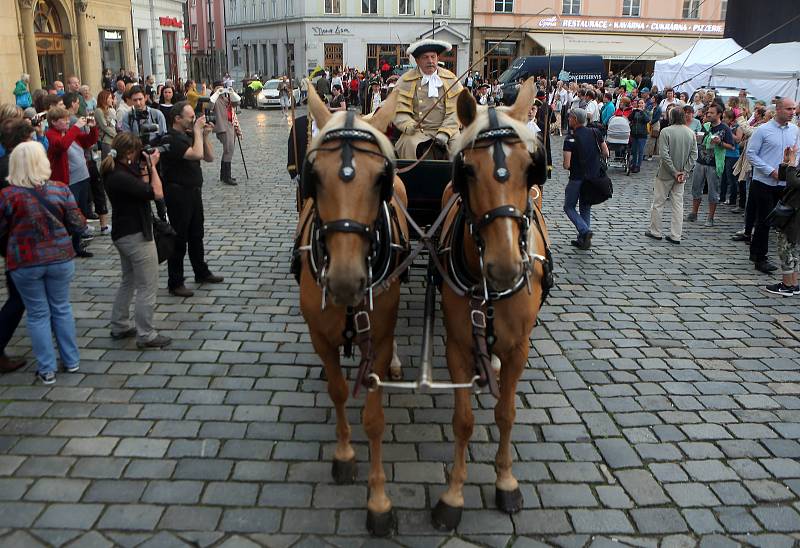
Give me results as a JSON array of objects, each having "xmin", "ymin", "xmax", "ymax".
[
  {"xmin": 630, "ymin": 508, "xmax": 689, "ymax": 534},
  {"xmin": 34, "ymin": 503, "xmax": 104, "ymax": 529},
  {"xmin": 159, "ymin": 506, "xmax": 223, "ymax": 531},
  {"xmin": 512, "ymin": 510, "xmax": 572, "ymax": 535},
  {"xmin": 202, "ymin": 482, "xmax": 259, "ymax": 506},
  {"xmin": 0, "ymin": 502, "xmax": 45, "ymax": 527},
  {"xmin": 142, "ymin": 481, "xmax": 204, "ymax": 504},
  {"xmin": 96, "ymin": 504, "xmax": 164, "ymax": 530},
  {"xmin": 615, "ymin": 469, "xmax": 670, "ymax": 506},
  {"xmin": 751, "ymin": 506, "xmax": 800, "ymax": 532},
  {"xmin": 24, "ymin": 478, "xmax": 89, "ymax": 502},
  {"xmin": 716, "ymin": 506, "xmax": 763, "ymax": 534},
  {"xmin": 83, "ymin": 480, "xmax": 147, "ymax": 503},
  {"xmin": 569, "ymin": 509, "xmax": 634, "ymax": 533},
  {"xmin": 537, "ymin": 484, "xmax": 598, "ymax": 508},
  {"xmin": 682, "ymin": 508, "xmax": 724, "ymax": 534},
  {"xmin": 595, "ymin": 439, "xmax": 642, "ymax": 469}
]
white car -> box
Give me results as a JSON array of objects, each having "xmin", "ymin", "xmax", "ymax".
[{"xmin": 256, "ymin": 79, "xmax": 301, "ymax": 109}]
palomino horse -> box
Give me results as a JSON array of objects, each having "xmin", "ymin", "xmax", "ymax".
[
  {"xmin": 433, "ymin": 78, "xmax": 553, "ymax": 529},
  {"xmin": 293, "ymin": 85, "xmax": 409, "ymax": 536}
]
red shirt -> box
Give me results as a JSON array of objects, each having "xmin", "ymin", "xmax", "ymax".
[{"xmin": 45, "ymin": 125, "xmax": 98, "ymax": 186}]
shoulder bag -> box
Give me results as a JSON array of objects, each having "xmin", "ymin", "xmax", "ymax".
[
  {"xmin": 766, "ymin": 200, "xmax": 796, "ymax": 230},
  {"xmin": 150, "ymin": 203, "xmax": 176, "ymax": 264},
  {"xmin": 579, "ymin": 129, "xmax": 613, "ymax": 206}
]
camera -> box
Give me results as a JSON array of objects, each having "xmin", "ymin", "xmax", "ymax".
[
  {"xmin": 142, "ymin": 143, "xmax": 171, "ymax": 156},
  {"xmin": 194, "ymin": 96, "xmax": 215, "ymax": 125}
]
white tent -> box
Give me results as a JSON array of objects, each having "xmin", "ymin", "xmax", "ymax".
[
  {"xmin": 652, "ymin": 38, "xmax": 749, "ymax": 96},
  {"xmin": 711, "ymin": 42, "xmax": 800, "ymax": 102}
]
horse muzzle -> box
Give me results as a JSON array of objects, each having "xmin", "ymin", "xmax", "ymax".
[
  {"xmin": 485, "ymin": 260, "xmax": 524, "ymax": 293},
  {"xmin": 325, "ymin": 273, "xmax": 367, "ymax": 308}
]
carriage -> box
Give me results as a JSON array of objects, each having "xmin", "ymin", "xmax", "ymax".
[{"xmin": 293, "ymin": 81, "xmax": 553, "ymax": 536}]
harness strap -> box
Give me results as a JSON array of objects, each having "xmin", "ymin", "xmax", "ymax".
[
  {"xmin": 351, "ymin": 310, "xmax": 376, "ymax": 397},
  {"xmin": 470, "ymin": 296, "xmax": 500, "ymax": 399},
  {"xmin": 487, "ymin": 108, "xmax": 510, "ymax": 182}
]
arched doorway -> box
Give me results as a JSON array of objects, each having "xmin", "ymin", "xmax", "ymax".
[{"xmin": 33, "ymin": 0, "xmax": 67, "ymax": 87}]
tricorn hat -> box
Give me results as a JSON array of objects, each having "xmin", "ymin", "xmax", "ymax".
[{"xmin": 407, "ymin": 39, "xmax": 452, "ymax": 58}]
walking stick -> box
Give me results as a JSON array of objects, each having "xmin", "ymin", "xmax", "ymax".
[{"xmin": 236, "ymin": 133, "xmax": 249, "ymax": 180}]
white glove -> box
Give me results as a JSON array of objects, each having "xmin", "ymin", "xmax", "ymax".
[{"xmin": 435, "ymin": 132, "xmax": 449, "ymax": 147}]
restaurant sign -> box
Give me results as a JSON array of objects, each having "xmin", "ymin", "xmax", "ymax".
[{"xmin": 537, "ymin": 16, "xmax": 723, "ymax": 35}]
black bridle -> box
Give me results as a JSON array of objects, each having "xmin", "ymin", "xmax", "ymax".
[{"xmin": 303, "ymin": 110, "xmax": 398, "ymax": 309}]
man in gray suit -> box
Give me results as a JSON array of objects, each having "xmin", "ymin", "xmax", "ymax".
[{"xmin": 646, "ymin": 106, "xmax": 698, "ymax": 244}]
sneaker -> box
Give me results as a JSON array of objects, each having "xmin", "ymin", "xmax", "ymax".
[
  {"xmin": 100, "ymin": 225, "xmax": 112, "ymax": 235},
  {"xmin": 764, "ymin": 282, "xmax": 797, "ymax": 296},
  {"xmin": 687, "ymin": 212, "xmax": 697, "ymax": 222},
  {"xmin": 110, "ymin": 327, "xmax": 137, "ymax": 340},
  {"xmin": 704, "ymin": 218, "xmax": 715, "ymax": 227},
  {"xmin": 136, "ymin": 334, "xmax": 172, "ymax": 349},
  {"xmin": 63, "ymin": 363, "xmax": 79, "ymax": 373},
  {"xmin": 36, "ymin": 371, "xmax": 56, "ymax": 385}
]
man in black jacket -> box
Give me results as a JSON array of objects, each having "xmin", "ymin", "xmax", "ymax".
[{"xmin": 159, "ymin": 101, "xmax": 224, "ymax": 298}]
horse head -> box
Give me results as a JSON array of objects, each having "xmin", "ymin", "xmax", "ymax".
[
  {"xmin": 304, "ymin": 85, "xmax": 399, "ymax": 307},
  {"xmin": 451, "ymin": 78, "xmax": 547, "ymax": 292}
]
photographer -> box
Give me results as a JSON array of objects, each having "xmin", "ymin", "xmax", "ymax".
[
  {"xmin": 102, "ymin": 133, "xmax": 171, "ymax": 348},
  {"xmin": 120, "ymin": 85, "xmax": 167, "ymax": 145},
  {"xmin": 210, "ymin": 82, "xmax": 241, "ymax": 186},
  {"xmin": 159, "ymin": 101, "xmax": 224, "ymax": 298}
]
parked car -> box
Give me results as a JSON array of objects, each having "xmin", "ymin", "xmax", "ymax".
[{"xmin": 256, "ymin": 79, "xmax": 301, "ymax": 109}]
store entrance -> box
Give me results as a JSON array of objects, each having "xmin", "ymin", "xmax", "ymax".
[{"xmin": 33, "ymin": 0, "xmax": 66, "ymax": 87}]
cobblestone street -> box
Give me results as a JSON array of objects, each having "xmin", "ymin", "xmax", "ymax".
[{"xmin": 2, "ymin": 106, "xmax": 800, "ymax": 547}]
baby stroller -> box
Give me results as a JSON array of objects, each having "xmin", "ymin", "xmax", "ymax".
[{"xmin": 606, "ymin": 115, "xmax": 631, "ymax": 176}]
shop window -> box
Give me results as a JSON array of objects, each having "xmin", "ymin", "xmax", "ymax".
[
  {"xmin": 622, "ymin": 0, "xmax": 640, "ymax": 17},
  {"xmin": 682, "ymin": 0, "xmax": 700, "ymax": 19},
  {"xmin": 325, "ymin": 0, "xmax": 340, "ymax": 13},
  {"xmin": 494, "ymin": 0, "xmax": 512, "ymax": 13},
  {"xmin": 562, "ymin": 0, "xmax": 580, "ymax": 15},
  {"xmin": 433, "ymin": 0, "xmax": 449, "ymax": 16},
  {"xmin": 362, "ymin": 0, "xmax": 377, "ymax": 14},
  {"xmin": 399, "ymin": 0, "xmax": 414, "ymax": 15}
]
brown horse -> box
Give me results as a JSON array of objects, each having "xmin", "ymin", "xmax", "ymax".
[
  {"xmin": 433, "ymin": 78, "xmax": 553, "ymax": 530},
  {"xmin": 294, "ymin": 85, "xmax": 409, "ymax": 536}
]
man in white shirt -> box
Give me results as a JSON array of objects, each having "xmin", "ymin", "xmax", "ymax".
[{"xmin": 585, "ymin": 90, "xmax": 600, "ymax": 123}]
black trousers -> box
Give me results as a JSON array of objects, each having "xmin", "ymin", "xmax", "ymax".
[
  {"xmin": 749, "ymin": 179, "xmax": 784, "ymax": 262},
  {"xmin": 164, "ymin": 184, "xmax": 211, "ymax": 289},
  {"xmin": 88, "ymin": 159, "xmax": 108, "ymax": 215},
  {"xmin": 0, "ymin": 271, "xmax": 25, "ymax": 355}
]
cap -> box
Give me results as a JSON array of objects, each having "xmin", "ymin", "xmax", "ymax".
[
  {"xmin": 407, "ymin": 39, "xmax": 452, "ymax": 58},
  {"xmin": 641, "ymin": 87, "xmax": 650, "ymax": 93}
]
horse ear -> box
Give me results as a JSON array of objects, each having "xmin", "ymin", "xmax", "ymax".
[
  {"xmin": 365, "ymin": 88, "xmax": 398, "ymax": 133},
  {"xmin": 457, "ymin": 89, "xmax": 477, "ymax": 128},
  {"xmin": 307, "ymin": 84, "xmax": 331, "ymax": 130},
  {"xmin": 507, "ymin": 78, "xmax": 537, "ymax": 122}
]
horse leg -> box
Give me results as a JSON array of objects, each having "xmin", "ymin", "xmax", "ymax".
[
  {"xmin": 432, "ymin": 344, "xmax": 474, "ymax": 531},
  {"xmin": 364, "ymin": 339, "xmax": 394, "ymax": 536},
  {"xmin": 494, "ymin": 345, "xmax": 526, "ymax": 514},
  {"xmin": 317, "ymin": 339, "xmax": 356, "ymax": 484}
]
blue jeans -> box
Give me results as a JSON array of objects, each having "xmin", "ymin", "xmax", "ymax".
[
  {"xmin": 564, "ymin": 178, "xmax": 591, "ymax": 236},
  {"xmin": 10, "ymin": 261, "xmax": 79, "ymax": 374},
  {"xmin": 631, "ymin": 137, "xmax": 647, "ymax": 168}
]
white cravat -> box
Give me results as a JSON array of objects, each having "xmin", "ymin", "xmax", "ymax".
[{"xmin": 421, "ymin": 71, "xmax": 443, "ymax": 98}]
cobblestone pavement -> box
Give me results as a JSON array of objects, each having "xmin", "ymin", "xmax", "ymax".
[{"xmin": 2, "ymin": 106, "xmax": 800, "ymax": 548}]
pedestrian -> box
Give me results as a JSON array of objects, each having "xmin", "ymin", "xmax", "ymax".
[
  {"xmin": 646, "ymin": 107, "xmax": 697, "ymax": 244},
  {"xmin": 13, "ymin": 74, "xmax": 32, "ymax": 109},
  {"xmin": 210, "ymin": 83, "xmax": 242, "ymax": 185},
  {"xmin": 80, "ymin": 85, "xmax": 96, "ymax": 114},
  {"xmin": 719, "ymin": 109, "xmax": 743, "ymax": 205},
  {"xmin": 278, "ymin": 78, "xmax": 291, "ymax": 117},
  {"xmin": 315, "ymin": 72, "xmax": 331, "ymax": 104},
  {"xmin": 328, "ymin": 85, "xmax": 346, "ymax": 113},
  {"xmin": 746, "ymin": 98, "xmax": 800, "ymax": 273},
  {"xmin": 629, "ymin": 98, "xmax": 649, "ymax": 173},
  {"xmin": 764, "ymin": 146, "xmax": 800, "ymax": 295},
  {"xmin": 102, "ymin": 133, "xmax": 172, "ymax": 347},
  {"xmin": 0, "ymin": 142, "xmax": 86, "ymax": 384},
  {"xmin": 159, "ymin": 101, "xmax": 224, "ymax": 297},
  {"xmin": 95, "ymin": 90, "xmax": 118, "ymax": 159},
  {"xmin": 45, "ymin": 106, "xmax": 98, "ymax": 257},
  {"xmin": 120, "ymin": 85, "xmax": 168, "ymax": 146},
  {"xmin": 158, "ymin": 85, "xmax": 176, "ymax": 119},
  {"xmin": 687, "ymin": 103, "xmax": 735, "ymax": 227},
  {"xmin": 66, "ymin": 76, "xmax": 87, "ymax": 116},
  {"xmin": 562, "ymin": 108, "xmax": 609, "ymax": 250}
]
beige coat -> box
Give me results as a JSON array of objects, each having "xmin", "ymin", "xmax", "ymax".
[
  {"xmin": 393, "ymin": 67, "xmax": 463, "ymax": 159},
  {"xmin": 656, "ymin": 124, "xmax": 698, "ymax": 181}
]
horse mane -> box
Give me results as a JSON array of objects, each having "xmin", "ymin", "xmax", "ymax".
[
  {"xmin": 451, "ymin": 105, "xmax": 542, "ymax": 157},
  {"xmin": 308, "ymin": 111, "xmax": 396, "ymax": 164}
]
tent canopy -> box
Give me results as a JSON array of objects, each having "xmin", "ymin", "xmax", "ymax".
[
  {"xmin": 652, "ymin": 38, "xmax": 749, "ymax": 95},
  {"xmin": 526, "ymin": 32, "xmax": 698, "ymax": 61},
  {"xmin": 711, "ymin": 42, "xmax": 800, "ymax": 101}
]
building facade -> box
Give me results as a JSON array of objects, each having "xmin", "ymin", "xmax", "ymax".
[
  {"xmin": 131, "ymin": 0, "xmax": 188, "ymax": 84},
  {"xmin": 225, "ymin": 0, "xmax": 470, "ymax": 83},
  {"xmin": 187, "ymin": 0, "xmax": 227, "ymax": 84},
  {"xmin": 472, "ymin": 0, "xmax": 727, "ymax": 79},
  {"xmin": 1, "ymin": 0, "xmax": 135, "ymax": 103}
]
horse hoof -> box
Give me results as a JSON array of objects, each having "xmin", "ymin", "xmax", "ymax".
[
  {"xmin": 431, "ymin": 500, "xmax": 463, "ymax": 531},
  {"xmin": 366, "ymin": 508, "xmax": 395, "ymax": 537},
  {"xmin": 495, "ymin": 487, "xmax": 524, "ymax": 514},
  {"xmin": 331, "ymin": 457, "xmax": 357, "ymax": 484}
]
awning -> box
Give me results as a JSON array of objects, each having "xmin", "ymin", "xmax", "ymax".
[{"xmin": 526, "ymin": 32, "xmax": 705, "ymax": 61}]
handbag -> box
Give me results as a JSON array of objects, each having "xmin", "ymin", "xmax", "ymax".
[
  {"xmin": 766, "ymin": 200, "xmax": 796, "ymax": 230},
  {"xmin": 649, "ymin": 120, "xmax": 661, "ymax": 139},
  {"xmin": 151, "ymin": 204, "xmax": 176, "ymax": 264},
  {"xmin": 579, "ymin": 129, "xmax": 613, "ymax": 206}
]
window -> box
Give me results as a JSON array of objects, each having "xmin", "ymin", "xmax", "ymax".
[
  {"xmin": 362, "ymin": 0, "xmax": 377, "ymax": 14},
  {"xmin": 233, "ymin": 46, "xmax": 240, "ymax": 67},
  {"xmin": 250, "ymin": 0, "xmax": 256, "ymax": 19},
  {"xmin": 271, "ymin": 0, "xmax": 276, "ymax": 18},
  {"xmin": 286, "ymin": 0, "xmax": 292, "ymax": 15},
  {"xmin": 399, "ymin": 0, "xmax": 414, "ymax": 15},
  {"xmin": 494, "ymin": 0, "xmax": 512, "ymax": 12},
  {"xmin": 261, "ymin": 0, "xmax": 266, "ymax": 17},
  {"xmin": 433, "ymin": 0, "xmax": 449, "ymax": 15},
  {"xmin": 562, "ymin": 0, "xmax": 580, "ymax": 15},
  {"xmin": 325, "ymin": 0, "xmax": 340, "ymax": 13},
  {"xmin": 721, "ymin": 0, "xmax": 727, "ymax": 19},
  {"xmin": 190, "ymin": 23, "xmax": 197, "ymax": 40},
  {"xmin": 682, "ymin": 0, "xmax": 699, "ymax": 19},
  {"xmin": 622, "ymin": 0, "xmax": 640, "ymax": 16}
]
